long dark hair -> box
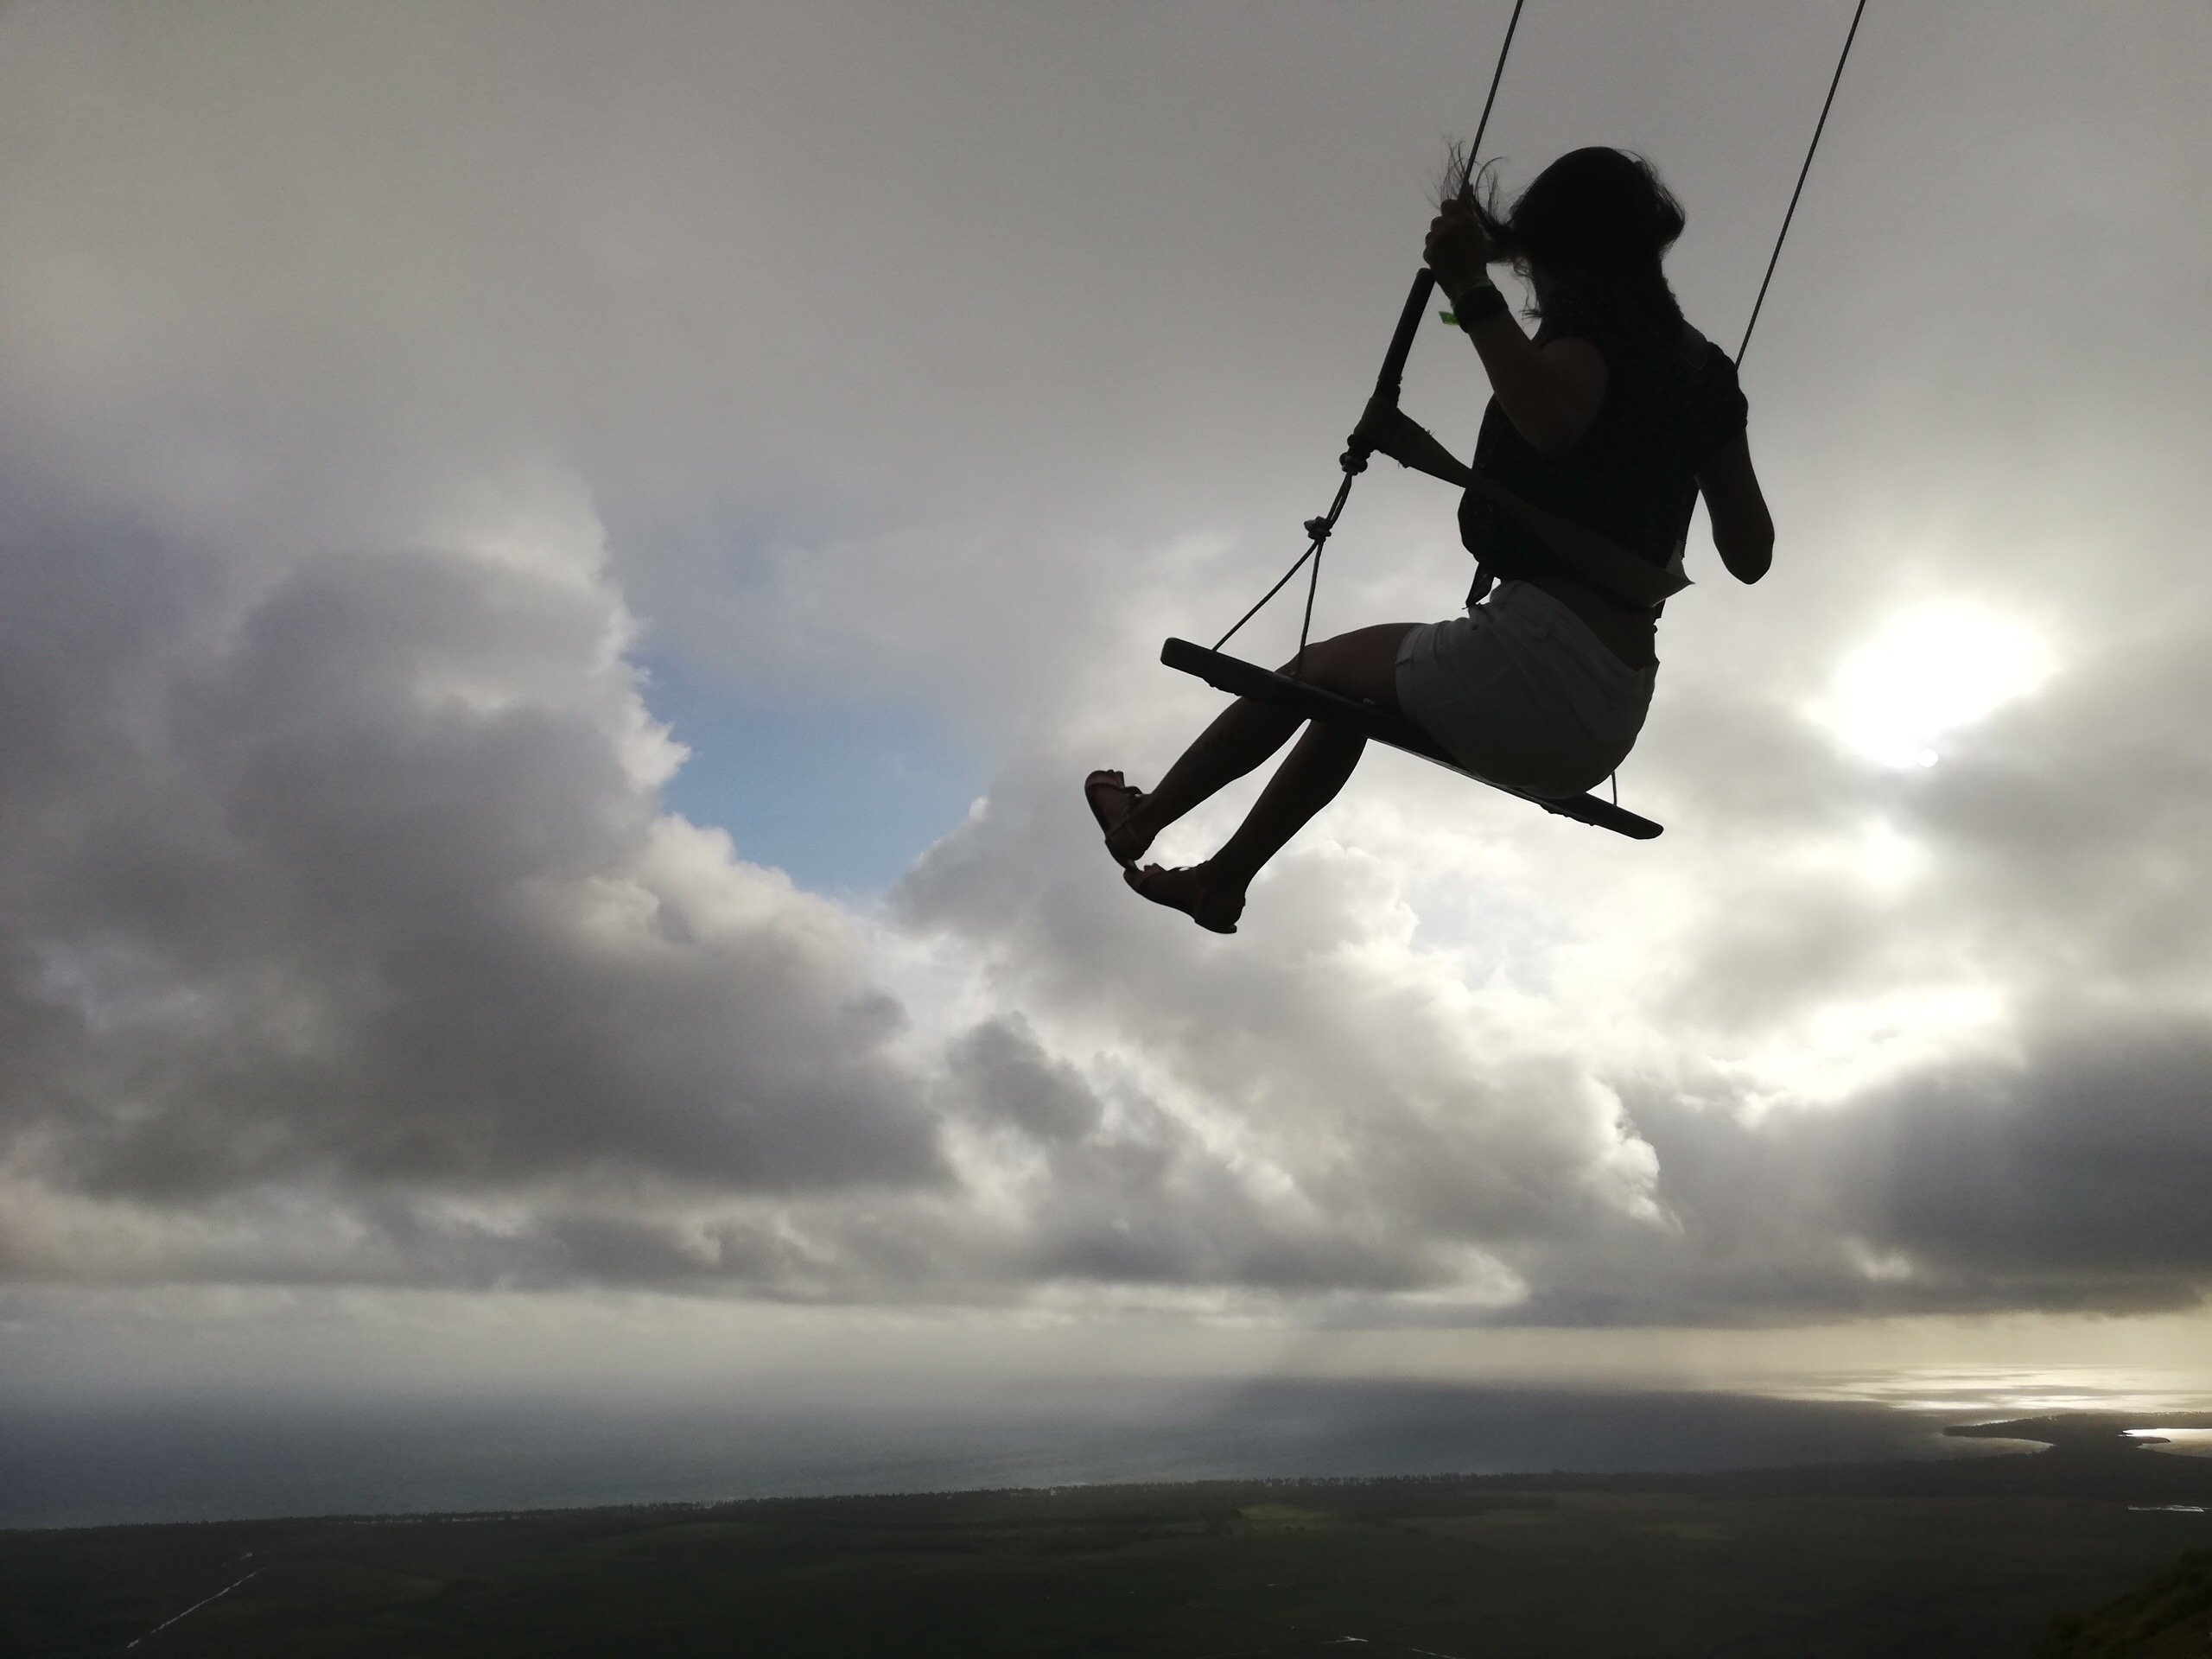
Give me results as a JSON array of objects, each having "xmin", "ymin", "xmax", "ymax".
[{"xmin": 1445, "ymin": 145, "xmax": 1688, "ymax": 340}]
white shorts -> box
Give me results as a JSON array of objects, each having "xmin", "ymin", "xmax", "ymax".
[{"xmin": 1394, "ymin": 580, "xmax": 1656, "ymax": 798}]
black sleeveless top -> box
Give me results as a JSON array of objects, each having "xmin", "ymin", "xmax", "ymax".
[{"xmin": 1458, "ymin": 309, "xmax": 1748, "ymax": 602}]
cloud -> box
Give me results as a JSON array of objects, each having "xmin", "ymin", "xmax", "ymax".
[
  {"xmin": 0, "ymin": 480, "xmax": 945, "ymax": 1250},
  {"xmin": 3, "ymin": 0, "xmax": 2212, "ymax": 1332}
]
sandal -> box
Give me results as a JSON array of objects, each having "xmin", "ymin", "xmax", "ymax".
[
  {"xmin": 1084, "ymin": 769, "xmax": 1150, "ymax": 868},
  {"xmin": 1124, "ymin": 861, "xmax": 1243, "ymax": 935}
]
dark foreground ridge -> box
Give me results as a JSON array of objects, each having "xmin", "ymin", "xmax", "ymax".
[
  {"xmin": 8, "ymin": 1420, "xmax": 2212, "ymax": 1658},
  {"xmin": 2042, "ymin": 1548, "xmax": 2212, "ymax": 1658}
]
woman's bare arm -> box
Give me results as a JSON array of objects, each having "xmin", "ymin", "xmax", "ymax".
[
  {"xmin": 1425, "ymin": 201, "xmax": 1607, "ymax": 457},
  {"xmin": 1458, "ymin": 318, "xmax": 1607, "ymax": 458},
  {"xmin": 1696, "ymin": 429, "xmax": 1774, "ymax": 583}
]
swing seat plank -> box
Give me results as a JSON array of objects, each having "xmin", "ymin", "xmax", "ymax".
[{"xmin": 1160, "ymin": 638, "xmax": 1662, "ymax": 841}]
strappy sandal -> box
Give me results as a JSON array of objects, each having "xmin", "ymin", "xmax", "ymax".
[
  {"xmin": 1123, "ymin": 861, "xmax": 1242, "ymax": 935},
  {"xmin": 1084, "ymin": 769, "xmax": 1149, "ymax": 868}
]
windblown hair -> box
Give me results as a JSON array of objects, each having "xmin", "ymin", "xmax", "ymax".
[{"xmin": 1443, "ymin": 144, "xmax": 1688, "ymax": 340}]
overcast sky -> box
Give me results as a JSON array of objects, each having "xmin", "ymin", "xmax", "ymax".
[{"xmin": 4, "ymin": 0, "xmax": 2212, "ymax": 1409}]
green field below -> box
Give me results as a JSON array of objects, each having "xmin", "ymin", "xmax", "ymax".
[{"xmin": 10, "ymin": 1460, "xmax": 2212, "ymax": 1657}]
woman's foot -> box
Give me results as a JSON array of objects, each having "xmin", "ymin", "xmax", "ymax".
[
  {"xmin": 1084, "ymin": 769, "xmax": 1154, "ymax": 867},
  {"xmin": 1123, "ymin": 861, "xmax": 1244, "ymax": 935}
]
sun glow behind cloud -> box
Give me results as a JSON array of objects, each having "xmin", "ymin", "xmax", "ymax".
[
  {"xmin": 1820, "ymin": 603, "xmax": 2056, "ymax": 769},
  {"xmin": 1721, "ymin": 983, "xmax": 2015, "ymax": 1115}
]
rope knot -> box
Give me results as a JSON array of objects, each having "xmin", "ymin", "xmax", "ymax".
[{"xmin": 1303, "ymin": 516, "xmax": 1332, "ymax": 543}]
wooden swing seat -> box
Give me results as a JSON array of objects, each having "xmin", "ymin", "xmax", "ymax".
[{"xmin": 1160, "ymin": 637, "xmax": 1662, "ymax": 841}]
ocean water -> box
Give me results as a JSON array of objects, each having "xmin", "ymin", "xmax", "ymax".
[{"xmin": 0, "ymin": 1378, "xmax": 2006, "ymax": 1530}]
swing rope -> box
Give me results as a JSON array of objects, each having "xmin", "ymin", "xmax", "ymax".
[
  {"xmin": 1216, "ymin": 0, "xmax": 1529, "ymax": 669},
  {"xmin": 1737, "ymin": 0, "xmax": 1869, "ymax": 364}
]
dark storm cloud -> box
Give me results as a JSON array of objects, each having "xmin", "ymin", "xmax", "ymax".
[
  {"xmin": 1575, "ymin": 1016, "xmax": 2212, "ymax": 1325},
  {"xmin": 1842, "ymin": 1021, "xmax": 2212, "ymax": 1289}
]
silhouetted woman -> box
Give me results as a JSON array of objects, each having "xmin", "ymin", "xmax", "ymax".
[{"xmin": 1088, "ymin": 147, "xmax": 1775, "ymax": 932}]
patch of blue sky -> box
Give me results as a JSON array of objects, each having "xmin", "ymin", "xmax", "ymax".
[{"xmin": 642, "ymin": 656, "xmax": 982, "ymax": 899}]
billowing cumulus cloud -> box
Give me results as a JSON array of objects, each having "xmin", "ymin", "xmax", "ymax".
[
  {"xmin": 2, "ymin": 0, "xmax": 2210, "ymax": 1328},
  {"xmin": 0, "ymin": 480, "xmax": 952, "ymax": 1272}
]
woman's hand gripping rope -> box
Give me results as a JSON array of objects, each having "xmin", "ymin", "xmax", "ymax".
[{"xmin": 1423, "ymin": 188, "xmax": 1501, "ymax": 310}]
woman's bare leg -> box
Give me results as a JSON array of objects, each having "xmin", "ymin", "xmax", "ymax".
[
  {"xmin": 1122, "ymin": 622, "xmax": 1417, "ymax": 925},
  {"xmin": 1200, "ymin": 721, "xmax": 1368, "ymax": 906},
  {"xmin": 1106, "ymin": 697, "xmax": 1300, "ymax": 864}
]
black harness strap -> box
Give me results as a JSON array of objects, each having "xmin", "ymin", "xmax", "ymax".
[{"xmin": 1465, "ymin": 475, "xmax": 1690, "ymax": 609}]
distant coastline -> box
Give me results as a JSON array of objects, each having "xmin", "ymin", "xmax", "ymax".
[{"xmin": 1, "ymin": 1376, "xmax": 2061, "ymax": 1532}]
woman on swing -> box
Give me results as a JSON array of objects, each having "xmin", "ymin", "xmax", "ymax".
[{"xmin": 1087, "ymin": 146, "xmax": 1775, "ymax": 933}]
